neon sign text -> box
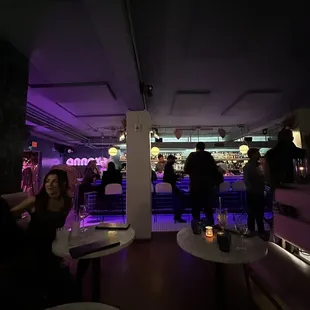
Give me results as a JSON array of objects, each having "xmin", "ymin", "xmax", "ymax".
[{"xmin": 66, "ymin": 157, "xmax": 103, "ymax": 166}]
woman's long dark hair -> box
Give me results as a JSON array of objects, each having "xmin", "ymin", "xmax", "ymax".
[
  {"xmin": 35, "ymin": 169, "xmax": 71, "ymax": 211},
  {"xmin": 84, "ymin": 160, "xmax": 96, "ymax": 174},
  {"xmin": 107, "ymin": 161, "xmax": 116, "ymax": 172}
]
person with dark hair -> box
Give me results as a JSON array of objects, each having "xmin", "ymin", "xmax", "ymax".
[
  {"xmin": 163, "ymin": 155, "xmax": 186, "ymax": 223},
  {"xmin": 78, "ymin": 160, "xmax": 100, "ymax": 210},
  {"xmin": 12, "ymin": 169, "xmax": 71, "ymax": 227},
  {"xmin": 9, "ymin": 169, "xmax": 74, "ymax": 306},
  {"xmin": 243, "ymin": 148, "xmax": 265, "ymax": 235},
  {"xmin": 155, "ymin": 154, "xmax": 165, "ymax": 173},
  {"xmin": 11, "ymin": 169, "xmax": 72, "ymax": 261},
  {"xmin": 101, "ymin": 161, "xmax": 122, "ymax": 191},
  {"xmin": 264, "ymin": 128, "xmax": 306, "ymax": 187},
  {"xmin": 82, "ymin": 160, "xmax": 100, "ymax": 185},
  {"xmin": 184, "ymin": 142, "xmax": 221, "ymax": 225}
]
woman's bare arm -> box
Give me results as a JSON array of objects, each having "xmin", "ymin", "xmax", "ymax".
[{"xmin": 10, "ymin": 196, "xmax": 36, "ymax": 215}]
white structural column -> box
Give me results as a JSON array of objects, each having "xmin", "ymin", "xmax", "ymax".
[
  {"xmin": 126, "ymin": 110, "xmax": 152, "ymax": 239},
  {"xmin": 294, "ymin": 108, "xmax": 310, "ymax": 148}
]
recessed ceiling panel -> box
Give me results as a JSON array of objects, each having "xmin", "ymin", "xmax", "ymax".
[
  {"xmin": 31, "ymin": 126, "xmax": 74, "ymax": 143},
  {"xmin": 171, "ymin": 92, "xmax": 218, "ymax": 116},
  {"xmin": 32, "ymin": 85, "xmax": 123, "ymax": 116},
  {"xmin": 223, "ymin": 92, "xmax": 283, "ymax": 120},
  {"xmin": 186, "ymin": 2, "xmax": 255, "ymax": 59},
  {"xmin": 78, "ymin": 115, "xmax": 125, "ymax": 131}
]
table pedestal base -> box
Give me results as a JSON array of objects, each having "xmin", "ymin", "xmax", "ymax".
[
  {"xmin": 77, "ymin": 258, "xmax": 101, "ymax": 302},
  {"xmin": 215, "ymin": 263, "xmax": 255, "ymax": 309}
]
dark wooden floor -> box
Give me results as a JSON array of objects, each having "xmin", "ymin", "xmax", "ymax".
[{"xmin": 72, "ymin": 232, "xmax": 259, "ymax": 310}]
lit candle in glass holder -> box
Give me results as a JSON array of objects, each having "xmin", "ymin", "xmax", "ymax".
[{"xmin": 205, "ymin": 226, "xmax": 213, "ymax": 238}]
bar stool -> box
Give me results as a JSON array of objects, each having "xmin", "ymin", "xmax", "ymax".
[
  {"xmin": 216, "ymin": 182, "xmax": 230, "ymax": 209},
  {"xmin": 151, "ymin": 183, "xmax": 155, "ymax": 220},
  {"xmin": 84, "ymin": 191, "xmax": 98, "ymax": 221},
  {"xmin": 105, "ymin": 183, "xmax": 124, "ymax": 221},
  {"xmin": 219, "ymin": 182, "xmax": 230, "ymax": 193},
  {"xmin": 154, "ymin": 182, "xmax": 172, "ymax": 222},
  {"xmin": 231, "ymin": 180, "xmax": 246, "ymax": 213},
  {"xmin": 73, "ymin": 184, "xmax": 80, "ymax": 212}
]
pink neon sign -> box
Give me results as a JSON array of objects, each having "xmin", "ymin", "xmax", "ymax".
[{"xmin": 66, "ymin": 157, "xmax": 104, "ymax": 166}]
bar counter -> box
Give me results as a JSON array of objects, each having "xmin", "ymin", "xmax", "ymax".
[{"xmin": 84, "ymin": 175, "xmax": 245, "ymax": 215}]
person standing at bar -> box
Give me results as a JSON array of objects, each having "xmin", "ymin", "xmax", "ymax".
[
  {"xmin": 184, "ymin": 142, "xmax": 221, "ymax": 225},
  {"xmin": 264, "ymin": 128, "xmax": 309, "ymax": 221},
  {"xmin": 264, "ymin": 128, "xmax": 306, "ymax": 187},
  {"xmin": 101, "ymin": 162, "xmax": 122, "ymax": 192},
  {"xmin": 155, "ymin": 154, "xmax": 165, "ymax": 174},
  {"xmin": 163, "ymin": 155, "xmax": 185, "ymax": 223},
  {"xmin": 243, "ymin": 148, "xmax": 265, "ymax": 236}
]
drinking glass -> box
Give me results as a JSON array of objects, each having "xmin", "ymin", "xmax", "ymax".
[
  {"xmin": 235, "ymin": 214, "xmax": 248, "ymax": 251},
  {"xmin": 79, "ymin": 205, "xmax": 89, "ymax": 232},
  {"xmin": 216, "ymin": 208, "xmax": 228, "ymax": 230}
]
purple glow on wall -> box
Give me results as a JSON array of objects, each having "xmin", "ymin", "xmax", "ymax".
[{"xmin": 42, "ymin": 158, "xmax": 61, "ymax": 167}]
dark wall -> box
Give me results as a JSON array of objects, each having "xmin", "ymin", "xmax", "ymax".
[
  {"xmin": 0, "ymin": 41, "xmax": 28, "ymax": 194},
  {"xmin": 62, "ymin": 146, "xmax": 110, "ymax": 164},
  {"xmin": 62, "ymin": 146, "xmax": 110, "ymax": 177}
]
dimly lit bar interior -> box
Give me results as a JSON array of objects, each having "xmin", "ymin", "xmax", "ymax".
[{"xmin": 1, "ymin": 1, "xmax": 310, "ymax": 309}]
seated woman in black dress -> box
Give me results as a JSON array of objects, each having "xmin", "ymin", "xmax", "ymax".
[
  {"xmin": 12, "ymin": 169, "xmax": 71, "ymax": 233},
  {"xmin": 101, "ymin": 162, "xmax": 122, "ymax": 192},
  {"xmin": 9, "ymin": 169, "xmax": 73, "ymax": 306},
  {"xmin": 11, "ymin": 169, "xmax": 71, "ymax": 263}
]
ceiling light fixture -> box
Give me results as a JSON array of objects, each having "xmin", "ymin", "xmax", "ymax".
[
  {"xmin": 239, "ymin": 144, "xmax": 249, "ymax": 155},
  {"xmin": 151, "ymin": 146, "xmax": 160, "ymax": 156},
  {"xmin": 119, "ymin": 132, "xmax": 126, "ymax": 142},
  {"xmin": 108, "ymin": 147, "xmax": 118, "ymax": 157},
  {"xmin": 153, "ymin": 128, "xmax": 160, "ymax": 139}
]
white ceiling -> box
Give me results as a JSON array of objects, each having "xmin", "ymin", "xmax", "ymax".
[
  {"xmin": 0, "ymin": 0, "xmax": 143, "ymax": 143},
  {"xmin": 1, "ymin": 0, "xmax": 310, "ymax": 145},
  {"xmin": 131, "ymin": 0, "xmax": 310, "ymax": 129}
]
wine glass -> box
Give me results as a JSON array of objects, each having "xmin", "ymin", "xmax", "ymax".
[
  {"xmin": 235, "ymin": 214, "xmax": 248, "ymax": 251},
  {"xmin": 79, "ymin": 205, "xmax": 89, "ymax": 232},
  {"xmin": 216, "ymin": 208, "xmax": 228, "ymax": 230}
]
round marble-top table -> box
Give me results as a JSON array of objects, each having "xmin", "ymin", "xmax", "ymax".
[
  {"xmin": 177, "ymin": 227, "xmax": 268, "ymax": 308},
  {"xmin": 52, "ymin": 226, "xmax": 135, "ymax": 303},
  {"xmin": 47, "ymin": 302, "xmax": 119, "ymax": 310},
  {"xmin": 177, "ymin": 227, "xmax": 268, "ymax": 264},
  {"xmin": 53, "ymin": 226, "xmax": 135, "ymax": 260}
]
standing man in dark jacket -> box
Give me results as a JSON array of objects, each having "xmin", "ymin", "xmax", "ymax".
[
  {"xmin": 243, "ymin": 148, "xmax": 265, "ymax": 235},
  {"xmin": 264, "ymin": 128, "xmax": 306, "ymax": 188},
  {"xmin": 184, "ymin": 142, "xmax": 219, "ymax": 224},
  {"xmin": 164, "ymin": 155, "xmax": 186, "ymax": 223}
]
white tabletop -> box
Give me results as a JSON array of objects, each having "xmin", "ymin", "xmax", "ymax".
[
  {"xmin": 52, "ymin": 226, "xmax": 135, "ymax": 259},
  {"xmin": 47, "ymin": 302, "xmax": 119, "ymax": 310},
  {"xmin": 177, "ymin": 227, "xmax": 268, "ymax": 264}
]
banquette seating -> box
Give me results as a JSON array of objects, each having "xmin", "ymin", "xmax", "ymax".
[
  {"xmin": 1, "ymin": 192, "xmax": 28, "ymax": 209},
  {"xmin": 248, "ymin": 186, "xmax": 310, "ymax": 309},
  {"xmin": 248, "ymin": 242, "xmax": 310, "ymax": 310}
]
